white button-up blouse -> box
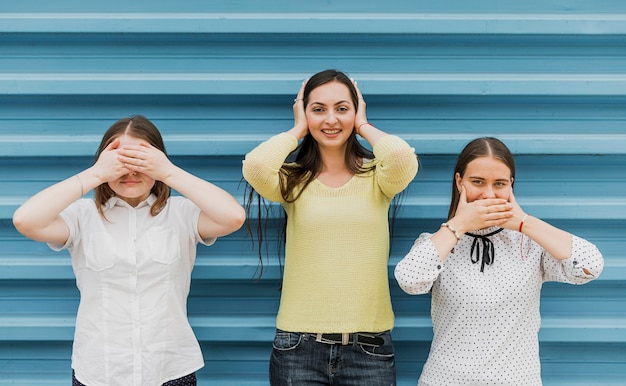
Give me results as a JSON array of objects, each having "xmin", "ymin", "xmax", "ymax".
[{"xmin": 50, "ymin": 195, "xmax": 215, "ymax": 386}]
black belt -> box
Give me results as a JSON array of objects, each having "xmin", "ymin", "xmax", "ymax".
[{"xmin": 307, "ymin": 332, "xmax": 384, "ymax": 347}]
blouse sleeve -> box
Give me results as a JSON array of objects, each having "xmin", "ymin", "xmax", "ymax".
[
  {"xmin": 47, "ymin": 199, "xmax": 87, "ymax": 251},
  {"xmin": 242, "ymin": 133, "xmax": 298, "ymax": 203},
  {"xmin": 394, "ymin": 233, "xmax": 445, "ymax": 295},
  {"xmin": 168, "ymin": 196, "xmax": 217, "ymax": 247},
  {"xmin": 371, "ymin": 135, "xmax": 418, "ymax": 198},
  {"xmin": 541, "ymin": 235, "xmax": 604, "ymax": 284}
]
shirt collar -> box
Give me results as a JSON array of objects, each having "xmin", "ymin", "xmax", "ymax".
[
  {"xmin": 103, "ymin": 194, "xmax": 157, "ymax": 211},
  {"xmin": 468, "ymin": 225, "xmax": 502, "ymax": 236}
]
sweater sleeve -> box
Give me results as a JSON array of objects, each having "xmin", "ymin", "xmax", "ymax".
[
  {"xmin": 242, "ymin": 133, "xmax": 298, "ymax": 203},
  {"xmin": 541, "ymin": 235, "xmax": 604, "ymax": 284},
  {"xmin": 394, "ymin": 233, "xmax": 445, "ymax": 295},
  {"xmin": 371, "ymin": 135, "xmax": 418, "ymax": 198}
]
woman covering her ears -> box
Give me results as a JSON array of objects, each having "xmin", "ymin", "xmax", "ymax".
[{"xmin": 243, "ymin": 69, "xmax": 418, "ymax": 385}]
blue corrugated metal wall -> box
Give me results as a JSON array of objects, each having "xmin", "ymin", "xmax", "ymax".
[{"xmin": 1, "ymin": 1, "xmax": 625, "ymax": 385}]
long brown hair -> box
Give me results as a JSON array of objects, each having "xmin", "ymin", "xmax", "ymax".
[
  {"xmin": 245, "ymin": 69, "xmax": 403, "ymax": 278},
  {"xmin": 94, "ymin": 115, "xmax": 170, "ymax": 218},
  {"xmin": 448, "ymin": 137, "xmax": 515, "ymax": 219},
  {"xmin": 280, "ymin": 69, "xmax": 375, "ymax": 202}
]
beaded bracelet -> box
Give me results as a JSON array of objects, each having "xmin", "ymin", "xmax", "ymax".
[{"xmin": 441, "ymin": 222, "xmax": 462, "ymax": 241}]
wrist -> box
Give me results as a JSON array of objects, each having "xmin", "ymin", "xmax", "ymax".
[
  {"xmin": 158, "ymin": 164, "xmax": 179, "ymax": 186},
  {"xmin": 287, "ymin": 125, "xmax": 308, "ymax": 140},
  {"xmin": 441, "ymin": 222, "xmax": 462, "ymax": 241},
  {"xmin": 518, "ymin": 213, "xmax": 529, "ymax": 233},
  {"xmin": 77, "ymin": 168, "xmax": 102, "ymax": 193},
  {"xmin": 356, "ymin": 122, "xmax": 372, "ymax": 136}
]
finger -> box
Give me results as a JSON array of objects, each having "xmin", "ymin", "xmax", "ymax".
[
  {"xmin": 105, "ymin": 138, "xmax": 121, "ymax": 151},
  {"xmin": 117, "ymin": 152, "xmax": 143, "ymax": 168},
  {"xmin": 351, "ymin": 78, "xmax": 361, "ymax": 93},
  {"xmin": 293, "ymin": 79, "xmax": 307, "ymax": 104},
  {"xmin": 508, "ymin": 189, "xmax": 517, "ymax": 205},
  {"xmin": 459, "ymin": 185, "xmax": 468, "ymax": 204},
  {"xmin": 352, "ymin": 79, "xmax": 365, "ymax": 102},
  {"xmin": 121, "ymin": 143, "xmax": 150, "ymax": 153},
  {"xmin": 478, "ymin": 198, "xmax": 509, "ymax": 207}
]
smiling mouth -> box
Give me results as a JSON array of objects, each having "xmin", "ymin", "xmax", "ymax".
[{"xmin": 322, "ymin": 129, "xmax": 341, "ymax": 134}]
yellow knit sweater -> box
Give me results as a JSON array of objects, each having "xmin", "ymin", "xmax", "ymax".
[{"xmin": 243, "ymin": 133, "xmax": 418, "ymax": 333}]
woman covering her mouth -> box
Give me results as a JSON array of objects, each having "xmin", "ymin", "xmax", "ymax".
[{"xmin": 395, "ymin": 137, "xmax": 604, "ymax": 386}]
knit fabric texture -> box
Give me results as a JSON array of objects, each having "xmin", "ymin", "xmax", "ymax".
[{"xmin": 243, "ymin": 133, "xmax": 418, "ymax": 333}]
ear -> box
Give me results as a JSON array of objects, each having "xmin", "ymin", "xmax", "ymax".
[{"xmin": 455, "ymin": 172, "xmax": 463, "ymax": 193}]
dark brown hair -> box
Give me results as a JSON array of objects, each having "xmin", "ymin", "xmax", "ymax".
[
  {"xmin": 448, "ymin": 137, "xmax": 515, "ymax": 219},
  {"xmin": 94, "ymin": 115, "xmax": 170, "ymax": 218},
  {"xmin": 280, "ymin": 69, "xmax": 375, "ymax": 202},
  {"xmin": 244, "ymin": 69, "xmax": 382, "ymax": 278}
]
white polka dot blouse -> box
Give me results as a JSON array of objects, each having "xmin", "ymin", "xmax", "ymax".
[{"xmin": 394, "ymin": 226, "xmax": 604, "ymax": 386}]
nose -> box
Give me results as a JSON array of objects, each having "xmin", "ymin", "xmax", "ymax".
[
  {"xmin": 481, "ymin": 186, "xmax": 496, "ymax": 199},
  {"xmin": 324, "ymin": 111, "xmax": 338, "ymax": 124}
]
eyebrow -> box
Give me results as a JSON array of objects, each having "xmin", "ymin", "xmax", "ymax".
[
  {"xmin": 468, "ymin": 176, "xmax": 510, "ymax": 182},
  {"xmin": 309, "ymin": 100, "xmax": 351, "ymax": 107}
]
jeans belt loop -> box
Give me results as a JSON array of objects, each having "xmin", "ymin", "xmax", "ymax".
[{"xmin": 342, "ymin": 332, "xmax": 349, "ymax": 345}]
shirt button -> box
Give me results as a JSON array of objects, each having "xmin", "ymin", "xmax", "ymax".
[
  {"xmin": 437, "ymin": 265, "xmax": 442, "ymax": 270},
  {"xmin": 573, "ymin": 261, "xmax": 579, "ymax": 265}
]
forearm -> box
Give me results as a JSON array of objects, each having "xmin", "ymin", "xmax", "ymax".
[
  {"xmin": 162, "ymin": 166, "xmax": 245, "ymax": 237},
  {"xmin": 246, "ymin": 132, "xmax": 298, "ymax": 170},
  {"xmin": 242, "ymin": 133, "xmax": 297, "ymax": 202},
  {"xmin": 395, "ymin": 233, "xmax": 443, "ymax": 294},
  {"xmin": 521, "ymin": 215, "xmax": 573, "ymax": 260},
  {"xmin": 371, "ymin": 134, "xmax": 419, "ymax": 196},
  {"xmin": 13, "ymin": 168, "xmax": 100, "ymax": 242},
  {"xmin": 431, "ymin": 224, "xmax": 462, "ymax": 260},
  {"xmin": 357, "ymin": 122, "xmax": 387, "ymax": 147}
]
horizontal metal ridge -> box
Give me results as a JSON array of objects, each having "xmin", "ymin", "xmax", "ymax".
[
  {"xmin": 0, "ymin": 256, "xmax": 623, "ymax": 280},
  {"xmin": 2, "ymin": 13, "xmax": 626, "ymax": 34},
  {"xmin": 1, "ymin": 134, "xmax": 625, "ymax": 156},
  {"xmin": 3, "ymin": 73, "xmax": 626, "ymax": 96},
  {"xmin": 1, "ymin": 314, "xmax": 624, "ymax": 342}
]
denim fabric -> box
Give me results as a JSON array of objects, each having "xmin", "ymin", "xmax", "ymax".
[{"xmin": 269, "ymin": 329, "xmax": 396, "ymax": 386}]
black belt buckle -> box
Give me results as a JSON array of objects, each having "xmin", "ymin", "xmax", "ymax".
[{"xmin": 355, "ymin": 333, "xmax": 385, "ymax": 347}]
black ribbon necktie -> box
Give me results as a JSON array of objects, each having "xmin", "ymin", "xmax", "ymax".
[{"xmin": 465, "ymin": 228, "xmax": 504, "ymax": 272}]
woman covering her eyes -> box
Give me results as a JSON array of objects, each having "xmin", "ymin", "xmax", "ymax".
[
  {"xmin": 13, "ymin": 115, "xmax": 246, "ymax": 385},
  {"xmin": 394, "ymin": 137, "xmax": 604, "ymax": 386}
]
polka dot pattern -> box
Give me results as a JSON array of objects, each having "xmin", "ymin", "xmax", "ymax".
[
  {"xmin": 73, "ymin": 371, "xmax": 197, "ymax": 386},
  {"xmin": 395, "ymin": 227, "xmax": 604, "ymax": 386},
  {"xmin": 162, "ymin": 373, "xmax": 197, "ymax": 386}
]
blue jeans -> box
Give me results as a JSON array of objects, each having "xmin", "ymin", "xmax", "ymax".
[{"xmin": 269, "ymin": 329, "xmax": 396, "ymax": 386}]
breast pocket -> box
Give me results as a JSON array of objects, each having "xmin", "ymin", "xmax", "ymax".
[
  {"xmin": 144, "ymin": 227, "xmax": 181, "ymax": 264},
  {"xmin": 85, "ymin": 232, "xmax": 117, "ymax": 271}
]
